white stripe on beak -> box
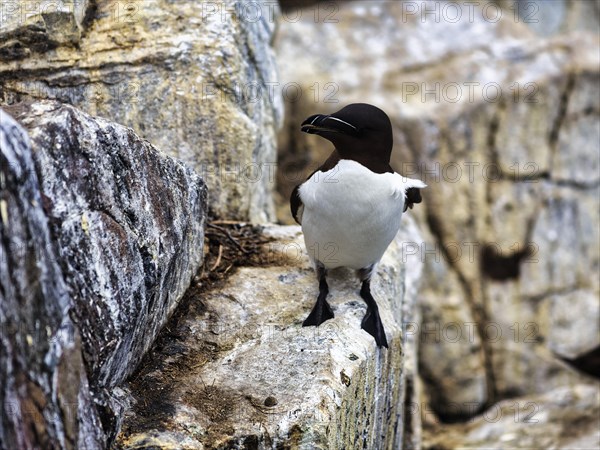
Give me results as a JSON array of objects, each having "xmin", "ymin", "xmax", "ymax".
[{"xmin": 325, "ymin": 116, "xmax": 357, "ymax": 130}]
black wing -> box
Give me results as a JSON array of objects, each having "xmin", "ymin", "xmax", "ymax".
[
  {"xmin": 404, "ymin": 187, "xmax": 423, "ymax": 212},
  {"xmin": 290, "ymin": 184, "xmax": 303, "ymax": 224}
]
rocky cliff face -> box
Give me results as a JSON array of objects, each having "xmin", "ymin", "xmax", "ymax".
[
  {"xmin": 1, "ymin": 3, "xmax": 285, "ymax": 440},
  {"xmin": 0, "ymin": 0, "xmax": 282, "ymax": 222},
  {"xmin": 1, "ymin": 2, "xmax": 423, "ymax": 448},
  {"xmin": 274, "ymin": 0, "xmax": 600, "ymax": 445},
  {"xmin": 1, "ymin": 101, "xmax": 207, "ymax": 447},
  {"xmin": 4, "ymin": 0, "xmax": 595, "ymax": 448}
]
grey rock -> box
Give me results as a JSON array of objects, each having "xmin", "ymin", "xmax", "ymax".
[
  {"xmin": 498, "ymin": 0, "xmax": 600, "ymax": 37},
  {"xmin": 1, "ymin": 100, "xmax": 208, "ymax": 447},
  {"xmin": 418, "ymin": 271, "xmax": 488, "ymax": 419},
  {"xmin": 423, "ymin": 383, "xmax": 600, "ymax": 449},
  {"xmin": 0, "ymin": 0, "xmax": 91, "ymax": 60},
  {"xmin": 1, "ymin": 107, "xmax": 104, "ymax": 449},
  {"xmin": 116, "ymin": 221, "xmax": 424, "ymax": 449},
  {"xmin": 9, "ymin": 99, "xmax": 208, "ymax": 391},
  {"xmin": 548, "ymin": 290, "xmax": 600, "ymax": 360},
  {"xmin": 0, "ymin": 0, "xmax": 283, "ymax": 222}
]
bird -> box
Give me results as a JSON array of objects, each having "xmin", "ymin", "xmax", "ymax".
[{"xmin": 290, "ymin": 103, "xmax": 426, "ymax": 348}]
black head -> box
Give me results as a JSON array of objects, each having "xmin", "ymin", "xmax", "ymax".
[{"xmin": 300, "ymin": 103, "xmax": 393, "ymax": 170}]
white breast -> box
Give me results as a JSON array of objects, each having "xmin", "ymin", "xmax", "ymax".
[{"xmin": 298, "ymin": 159, "xmax": 425, "ymax": 270}]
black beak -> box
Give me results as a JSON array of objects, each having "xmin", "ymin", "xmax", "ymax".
[
  {"xmin": 300, "ymin": 114, "xmax": 326, "ymax": 134},
  {"xmin": 300, "ymin": 114, "xmax": 358, "ymax": 136}
]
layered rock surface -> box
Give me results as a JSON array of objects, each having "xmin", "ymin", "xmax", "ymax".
[
  {"xmin": 274, "ymin": 0, "xmax": 600, "ymax": 430},
  {"xmin": 0, "ymin": 0, "xmax": 282, "ymax": 221},
  {"xmin": 1, "ymin": 103, "xmax": 103, "ymax": 450},
  {"xmin": 116, "ymin": 222, "xmax": 424, "ymax": 449},
  {"xmin": 1, "ymin": 101, "xmax": 207, "ymax": 447}
]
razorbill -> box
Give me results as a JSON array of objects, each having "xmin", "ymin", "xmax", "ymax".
[{"xmin": 290, "ymin": 103, "xmax": 426, "ymax": 348}]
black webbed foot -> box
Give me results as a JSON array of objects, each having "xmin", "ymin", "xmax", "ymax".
[
  {"xmin": 303, "ymin": 264, "xmax": 334, "ymax": 327},
  {"xmin": 361, "ymin": 307, "xmax": 388, "ymax": 348},
  {"xmin": 303, "ymin": 297, "xmax": 334, "ymax": 327},
  {"xmin": 359, "ymin": 274, "xmax": 388, "ymax": 348}
]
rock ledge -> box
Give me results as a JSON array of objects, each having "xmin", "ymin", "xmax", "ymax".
[{"xmin": 116, "ymin": 221, "xmax": 424, "ymax": 449}]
